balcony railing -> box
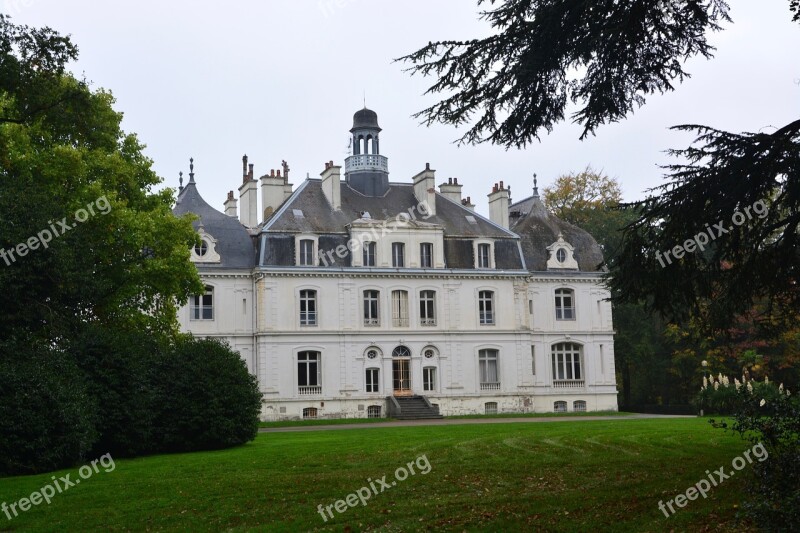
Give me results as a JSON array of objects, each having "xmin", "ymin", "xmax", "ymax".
[
  {"xmin": 553, "ymin": 380, "xmax": 585, "ymax": 389},
  {"xmin": 420, "ymin": 318, "xmax": 436, "ymax": 326},
  {"xmin": 480, "ymin": 382, "xmax": 501, "ymax": 391},
  {"xmin": 364, "ymin": 318, "xmax": 380, "ymax": 327},
  {"xmin": 392, "ymin": 317, "xmax": 409, "ymax": 327},
  {"xmin": 298, "ymin": 386, "xmax": 322, "ymax": 395},
  {"xmin": 345, "ymin": 154, "xmax": 389, "ymax": 173}
]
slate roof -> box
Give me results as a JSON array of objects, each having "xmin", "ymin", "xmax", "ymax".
[
  {"xmin": 173, "ymin": 181, "xmax": 256, "ymax": 269},
  {"xmin": 263, "ymin": 180, "xmax": 519, "ymax": 239},
  {"xmin": 510, "ymin": 194, "xmax": 605, "ymax": 272}
]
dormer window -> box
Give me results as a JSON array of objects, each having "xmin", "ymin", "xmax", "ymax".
[
  {"xmin": 474, "ymin": 240, "xmax": 495, "ymax": 269},
  {"xmin": 190, "ymin": 226, "xmax": 221, "ymax": 263},
  {"xmin": 546, "ymin": 233, "xmax": 579, "ymax": 270},
  {"xmin": 295, "ymin": 236, "xmax": 319, "ymax": 266},
  {"xmin": 392, "ymin": 242, "xmax": 405, "ymax": 267},
  {"xmin": 194, "ymin": 240, "xmax": 208, "ymax": 257}
]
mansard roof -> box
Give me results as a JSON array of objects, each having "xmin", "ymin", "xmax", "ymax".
[
  {"xmin": 510, "ymin": 194, "xmax": 605, "ymax": 272},
  {"xmin": 173, "ymin": 181, "xmax": 256, "ymax": 270}
]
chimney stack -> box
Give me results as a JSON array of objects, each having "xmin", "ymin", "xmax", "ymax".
[
  {"xmin": 238, "ymin": 155, "xmax": 259, "ymax": 227},
  {"xmin": 461, "ymin": 196, "xmax": 475, "ymax": 210},
  {"xmin": 321, "ymin": 160, "xmax": 341, "ymax": 210},
  {"xmin": 488, "ymin": 181, "xmax": 510, "ymax": 228},
  {"xmin": 438, "ymin": 177, "xmax": 463, "ymax": 203},
  {"xmin": 261, "ymin": 164, "xmax": 289, "ymax": 220},
  {"xmin": 412, "ymin": 162, "xmax": 437, "ymax": 217},
  {"xmin": 224, "ymin": 190, "xmax": 238, "ymax": 218}
]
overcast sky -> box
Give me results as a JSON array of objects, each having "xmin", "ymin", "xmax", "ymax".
[{"xmin": 8, "ymin": 0, "xmax": 800, "ymax": 217}]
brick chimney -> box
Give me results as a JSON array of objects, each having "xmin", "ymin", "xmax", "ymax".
[
  {"xmin": 461, "ymin": 196, "xmax": 475, "ymax": 211},
  {"xmin": 438, "ymin": 177, "xmax": 463, "ymax": 203},
  {"xmin": 321, "ymin": 160, "xmax": 341, "ymax": 210},
  {"xmin": 488, "ymin": 181, "xmax": 510, "ymax": 229},
  {"xmin": 412, "ymin": 162, "xmax": 437, "ymax": 217},
  {"xmin": 224, "ymin": 190, "xmax": 238, "ymax": 218},
  {"xmin": 238, "ymin": 155, "xmax": 259, "ymax": 227}
]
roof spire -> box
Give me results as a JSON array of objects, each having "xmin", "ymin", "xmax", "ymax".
[
  {"xmin": 532, "ymin": 173, "xmax": 539, "ymax": 199},
  {"xmin": 189, "ymin": 157, "xmax": 195, "ymax": 184},
  {"xmin": 179, "ymin": 171, "xmax": 184, "ymax": 191}
]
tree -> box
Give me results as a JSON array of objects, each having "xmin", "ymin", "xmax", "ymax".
[
  {"xmin": 0, "ymin": 15, "xmax": 203, "ymax": 341},
  {"xmin": 400, "ymin": 1, "xmax": 800, "ymax": 334}
]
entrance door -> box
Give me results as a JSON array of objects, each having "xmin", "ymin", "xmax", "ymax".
[{"xmin": 392, "ymin": 359, "xmax": 411, "ymax": 396}]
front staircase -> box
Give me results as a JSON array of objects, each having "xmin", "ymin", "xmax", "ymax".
[{"xmin": 387, "ymin": 395, "xmax": 443, "ymax": 420}]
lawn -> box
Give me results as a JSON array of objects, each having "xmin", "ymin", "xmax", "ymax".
[{"xmin": 0, "ymin": 417, "xmax": 756, "ymax": 532}]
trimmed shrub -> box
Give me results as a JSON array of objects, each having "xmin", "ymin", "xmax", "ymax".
[
  {"xmin": 0, "ymin": 334, "xmax": 98, "ymax": 475},
  {"xmin": 151, "ymin": 336, "xmax": 261, "ymax": 452}
]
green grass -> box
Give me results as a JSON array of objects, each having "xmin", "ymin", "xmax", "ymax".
[
  {"xmin": 0, "ymin": 418, "xmax": 755, "ymax": 532},
  {"xmin": 259, "ymin": 417, "xmax": 395, "ymax": 428},
  {"xmin": 445, "ymin": 410, "xmax": 633, "ymax": 420}
]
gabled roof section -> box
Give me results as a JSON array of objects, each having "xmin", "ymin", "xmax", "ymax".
[
  {"xmin": 510, "ymin": 194, "xmax": 605, "ymax": 272},
  {"xmin": 173, "ymin": 182, "xmax": 256, "ymax": 269}
]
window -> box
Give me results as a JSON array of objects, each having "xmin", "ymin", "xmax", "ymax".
[
  {"xmin": 555, "ymin": 288, "xmax": 575, "ymax": 320},
  {"xmin": 423, "ymin": 367, "xmax": 437, "ymax": 391},
  {"xmin": 391, "ymin": 290, "xmax": 409, "ymax": 327},
  {"xmin": 479, "ymin": 349, "xmax": 499, "ymax": 389},
  {"xmin": 420, "ymin": 290, "xmax": 436, "ymax": 326},
  {"xmin": 303, "ymin": 407, "xmax": 318, "ymax": 419},
  {"xmin": 363, "ymin": 241, "xmax": 376, "ymax": 266},
  {"xmin": 367, "ymin": 405, "xmax": 382, "ymax": 418},
  {"xmin": 551, "ymin": 343, "xmax": 583, "ymax": 381},
  {"xmin": 298, "ymin": 351, "xmax": 321, "ymax": 393},
  {"xmin": 485, "ymin": 402, "xmax": 498, "ymax": 415},
  {"xmin": 299, "ymin": 290, "xmax": 317, "ymax": 326},
  {"xmin": 477, "ymin": 243, "xmax": 491, "ymax": 268},
  {"xmin": 194, "ymin": 240, "xmax": 208, "ymax": 257},
  {"xmin": 478, "ymin": 290, "xmax": 494, "ymax": 325},
  {"xmin": 366, "ymin": 348, "xmax": 379, "ymax": 360},
  {"xmin": 392, "ymin": 242, "xmax": 405, "ymax": 267},
  {"xmin": 392, "ymin": 345, "xmax": 411, "ymax": 358},
  {"xmin": 554, "ymin": 401, "xmax": 567, "ymax": 413},
  {"xmin": 556, "ymin": 248, "xmax": 567, "ymax": 263},
  {"xmin": 363, "ymin": 290, "xmax": 380, "ymax": 326},
  {"xmin": 366, "ymin": 368, "xmax": 380, "ymax": 393},
  {"xmin": 299, "ymin": 239, "xmax": 315, "ymax": 266},
  {"xmin": 574, "ymin": 400, "xmax": 587, "ymax": 412},
  {"xmin": 420, "ymin": 242, "xmax": 433, "ymax": 268},
  {"xmin": 190, "ymin": 286, "xmax": 214, "ymax": 320}
]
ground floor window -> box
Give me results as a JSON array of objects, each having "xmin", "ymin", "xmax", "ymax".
[
  {"xmin": 573, "ymin": 400, "xmax": 587, "ymax": 412},
  {"xmin": 423, "ymin": 367, "xmax": 437, "ymax": 391},
  {"xmin": 366, "ymin": 368, "xmax": 380, "ymax": 393},
  {"xmin": 367, "ymin": 405, "xmax": 382, "ymax": 418},
  {"xmin": 554, "ymin": 401, "xmax": 567, "ymax": 413},
  {"xmin": 303, "ymin": 407, "xmax": 318, "ymax": 419},
  {"xmin": 485, "ymin": 402, "xmax": 498, "ymax": 415}
]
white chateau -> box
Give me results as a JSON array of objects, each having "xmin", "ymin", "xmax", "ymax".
[{"xmin": 174, "ymin": 108, "xmax": 618, "ymax": 420}]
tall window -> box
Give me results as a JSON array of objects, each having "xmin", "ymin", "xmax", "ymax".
[
  {"xmin": 423, "ymin": 367, "xmax": 437, "ymax": 391},
  {"xmin": 551, "ymin": 343, "xmax": 583, "ymax": 381},
  {"xmin": 392, "ymin": 242, "xmax": 405, "ymax": 267},
  {"xmin": 391, "ymin": 290, "xmax": 409, "ymax": 327},
  {"xmin": 477, "ymin": 243, "xmax": 491, "ymax": 268},
  {"xmin": 555, "ymin": 288, "xmax": 575, "ymax": 320},
  {"xmin": 299, "ymin": 289, "xmax": 317, "ymax": 326},
  {"xmin": 299, "ymin": 239, "xmax": 315, "ymax": 266},
  {"xmin": 298, "ymin": 351, "xmax": 321, "ymax": 392},
  {"xmin": 479, "ymin": 349, "xmax": 499, "ymax": 386},
  {"xmin": 419, "ymin": 290, "xmax": 436, "ymax": 326},
  {"xmin": 190, "ymin": 286, "xmax": 214, "ymax": 320},
  {"xmin": 420, "ymin": 242, "xmax": 433, "ymax": 268},
  {"xmin": 366, "ymin": 368, "xmax": 380, "ymax": 393},
  {"xmin": 478, "ymin": 290, "xmax": 494, "ymax": 325},
  {"xmin": 363, "ymin": 241, "xmax": 376, "ymax": 266},
  {"xmin": 363, "ymin": 290, "xmax": 380, "ymax": 326}
]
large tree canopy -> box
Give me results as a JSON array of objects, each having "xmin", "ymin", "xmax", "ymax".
[
  {"xmin": 0, "ymin": 15, "xmax": 203, "ymax": 340},
  {"xmin": 399, "ymin": 0, "xmax": 732, "ymax": 146}
]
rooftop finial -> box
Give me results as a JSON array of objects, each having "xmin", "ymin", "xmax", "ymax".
[
  {"xmin": 532, "ymin": 173, "xmax": 539, "ymax": 198},
  {"xmin": 189, "ymin": 158, "xmax": 195, "ymax": 184},
  {"xmin": 179, "ymin": 171, "xmax": 184, "ymax": 191}
]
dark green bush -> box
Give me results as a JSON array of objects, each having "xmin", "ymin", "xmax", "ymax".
[
  {"xmin": 71, "ymin": 326, "xmax": 161, "ymax": 458},
  {"xmin": 151, "ymin": 336, "xmax": 261, "ymax": 452},
  {"xmin": 0, "ymin": 334, "xmax": 98, "ymax": 475},
  {"xmin": 711, "ymin": 382, "xmax": 800, "ymax": 531}
]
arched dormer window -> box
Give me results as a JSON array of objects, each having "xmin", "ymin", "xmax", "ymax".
[{"xmin": 546, "ymin": 233, "xmax": 578, "ymax": 270}]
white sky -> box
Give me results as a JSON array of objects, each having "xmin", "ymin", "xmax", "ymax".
[{"xmin": 8, "ymin": 0, "xmax": 800, "ymax": 216}]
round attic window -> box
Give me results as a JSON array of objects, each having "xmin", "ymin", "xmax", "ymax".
[
  {"xmin": 367, "ymin": 349, "xmax": 378, "ymax": 359},
  {"xmin": 556, "ymin": 248, "xmax": 567, "ymax": 263},
  {"xmin": 194, "ymin": 240, "xmax": 208, "ymax": 257}
]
